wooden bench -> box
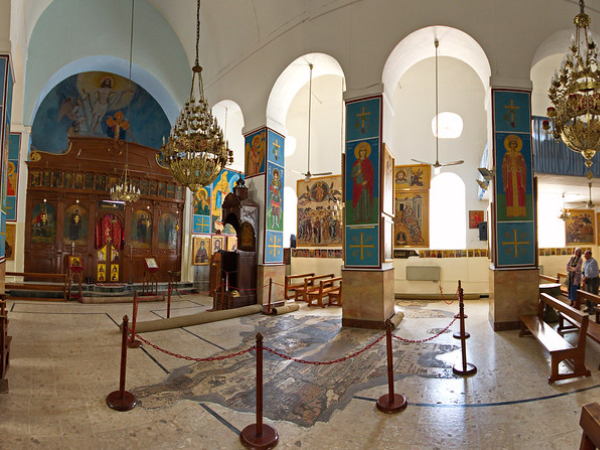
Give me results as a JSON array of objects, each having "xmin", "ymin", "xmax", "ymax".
[
  {"xmin": 284, "ymin": 272, "xmax": 315, "ymax": 300},
  {"xmin": 557, "ymin": 272, "xmax": 570, "ymax": 298},
  {"xmin": 307, "ymin": 277, "xmax": 342, "ymax": 308},
  {"xmin": 5, "ymin": 272, "xmax": 68, "ymax": 301},
  {"xmin": 297, "ymin": 274, "xmax": 335, "ymax": 302},
  {"xmin": 520, "ymin": 292, "xmax": 591, "ymax": 383},
  {"xmin": 0, "ymin": 295, "xmax": 11, "ymax": 393},
  {"xmin": 559, "ymin": 290, "xmax": 600, "ymax": 369},
  {"xmin": 580, "ymin": 402, "xmax": 600, "ymax": 450}
]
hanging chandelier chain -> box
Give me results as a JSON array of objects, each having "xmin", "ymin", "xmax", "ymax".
[
  {"xmin": 308, "ymin": 63, "xmax": 313, "ymax": 173},
  {"xmin": 435, "ymin": 38, "xmax": 439, "ymax": 164},
  {"xmin": 195, "ymin": 0, "xmax": 201, "ymax": 67},
  {"xmin": 580, "ymin": 0, "xmax": 585, "ymax": 15}
]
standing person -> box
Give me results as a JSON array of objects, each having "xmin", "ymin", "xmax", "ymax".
[
  {"xmin": 566, "ymin": 247, "xmax": 583, "ymax": 307},
  {"xmin": 583, "ymin": 249, "xmax": 600, "ymax": 313}
]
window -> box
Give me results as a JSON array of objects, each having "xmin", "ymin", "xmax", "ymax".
[
  {"xmin": 430, "ymin": 173, "xmax": 466, "ymax": 249},
  {"xmin": 432, "ymin": 112, "xmax": 463, "ymax": 139}
]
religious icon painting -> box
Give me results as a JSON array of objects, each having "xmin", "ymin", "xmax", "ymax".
[
  {"xmin": 394, "ymin": 164, "xmax": 431, "ymax": 190},
  {"xmin": 74, "ymin": 173, "xmax": 84, "ymax": 189},
  {"xmin": 97, "ymin": 246, "xmax": 107, "ymax": 262},
  {"xmin": 394, "ymin": 191, "xmax": 429, "ymax": 248},
  {"xmin": 52, "ymin": 171, "xmax": 63, "ymax": 188},
  {"xmin": 382, "ymin": 144, "xmax": 395, "ymax": 218},
  {"xmin": 211, "ymin": 235, "xmax": 225, "ymax": 254},
  {"xmin": 565, "ymin": 209, "xmax": 595, "ymax": 245},
  {"xmin": 494, "ymin": 132, "xmax": 534, "ymax": 222},
  {"xmin": 345, "ymin": 138, "xmax": 380, "ymax": 227},
  {"xmin": 68, "ymin": 256, "xmax": 82, "ymax": 269},
  {"xmin": 64, "ymin": 172, "xmax": 73, "ymax": 189},
  {"xmin": 63, "ymin": 204, "xmax": 88, "ymax": 245},
  {"xmin": 192, "ymin": 236, "xmax": 211, "ymax": 266},
  {"xmin": 211, "ymin": 169, "xmax": 243, "ymax": 233},
  {"xmin": 149, "ymin": 180, "xmax": 158, "ymax": 196},
  {"xmin": 110, "ymin": 265, "xmax": 119, "ymax": 282},
  {"xmin": 144, "ymin": 258, "xmax": 158, "ymax": 270},
  {"xmin": 42, "ymin": 171, "xmax": 51, "ymax": 187},
  {"xmin": 296, "ymin": 175, "xmax": 343, "ymax": 247},
  {"xmin": 158, "ymin": 212, "xmax": 178, "ymax": 250},
  {"xmin": 141, "ymin": 179, "xmax": 149, "ymax": 196},
  {"xmin": 266, "ymin": 162, "xmax": 284, "ymax": 232},
  {"xmin": 158, "ymin": 182, "xmax": 167, "ymax": 198},
  {"xmin": 30, "ymin": 170, "xmax": 41, "ymax": 187},
  {"xmin": 31, "ymin": 201, "xmax": 56, "ymax": 244},
  {"xmin": 95, "ymin": 174, "xmax": 106, "ymax": 191},
  {"xmin": 5, "ymin": 223, "xmax": 15, "ymax": 261},
  {"xmin": 469, "ymin": 210, "xmax": 484, "ymax": 229},
  {"xmin": 131, "ymin": 210, "xmax": 152, "ymax": 249},
  {"xmin": 84, "ymin": 173, "xmax": 94, "ymax": 190},
  {"xmin": 226, "ymin": 236, "xmax": 237, "ymax": 251},
  {"xmin": 239, "ymin": 222, "xmax": 255, "ymax": 251},
  {"xmin": 97, "ymin": 264, "xmax": 106, "ymax": 281},
  {"xmin": 244, "ymin": 129, "xmax": 266, "ymax": 177}
]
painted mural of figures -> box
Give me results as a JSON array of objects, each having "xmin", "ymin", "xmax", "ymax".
[
  {"xmin": 194, "ymin": 188, "xmax": 210, "ymax": 215},
  {"xmin": 212, "ymin": 172, "xmax": 231, "ymax": 233},
  {"xmin": 502, "ymin": 134, "xmax": 527, "ymax": 218},
  {"xmin": 269, "ymin": 168, "xmax": 282, "ymax": 229},
  {"xmin": 58, "ymin": 97, "xmax": 89, "ymax": 135},
  {"xmin": 195, "ymin": 240, "xmax": 209, "ymax": 263},
  {"xmin": 245, "ymin": 132, "xmax": 266, "ymax": 176},
  {"xmin": 351, "ymin": 142, "xmax": 374, "ymax": 223}
]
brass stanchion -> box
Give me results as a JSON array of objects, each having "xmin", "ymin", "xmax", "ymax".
[
  {"xmin": 167, "ymin": 281, "xmax": 172, "ymax": 319},
  {"xmin": 377, "ymin": 319, "xmax": 408, "ymax": 413},
  {"xmin": 453, "ymin": 281, "xmax": 477, "ymax": 376},
  {"xmin": 106, "ymin": 315, "xmax": 137, "ymax": 411},
  {"xmin": 453, "ymin": 281, "xmax": 470, "ymax": 339},
  {"xmin": 240, "ymin": 333, "xmax": 279, "ymax": 449},
  {"xmin": 264, "ymin": 278, "xmax": 273, "ymax": 315},
  {"xmin": 127, "ymin": 291, "xmax": 142, "ymax": 349}
]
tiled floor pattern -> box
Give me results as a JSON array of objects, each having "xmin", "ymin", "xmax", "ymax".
[{"xmin": 1, "ymin": 295, "xmax": 599, "ymax": 449}]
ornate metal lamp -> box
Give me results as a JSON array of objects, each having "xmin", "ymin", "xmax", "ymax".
[
  {"xmin": 543, "ymin": 0, "xmax": 600, "ymax": 179},
  {"xmin": 109, "ymin": 0, "xmax": 140, "ymax": 204},
  {"xmin": 160, "ymin": 0, "xmax": 233, "ymax": 192}
]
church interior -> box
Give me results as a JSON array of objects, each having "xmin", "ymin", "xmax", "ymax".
[{"xmin": 4, "ymin": 0, "xmax": 600, "ymax": 448}]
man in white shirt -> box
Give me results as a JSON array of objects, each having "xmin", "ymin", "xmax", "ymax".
[{"xmin": 583, "ymin": 249, "xmax": 600, "ymax": 313}]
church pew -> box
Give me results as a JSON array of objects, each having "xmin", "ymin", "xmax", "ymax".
[
  {"xmin": 580, "ymin": 402, "xmax": 600, "ymax": 450},
  {"xmin": 307, "ymin": 277, "xmax": 342, "ymax": 308},
  {"xmin": 559, "ymin": 290, "xmax": 600, "ymax": 369},
  {"xmin": 297, "ymin": 274, "xmax": 335, "ymax": 302},
  {"xmin": 520, "ymin": 293, "xmax": 591, "ymax": 383},
  {"xmin": 5, "ymin": 272, "xmax": 67, "ymax": 301},
  {"xmin": 557, "ymin": 272, "xmax": 570, "ymax": 298},
  {"xmin": 284, "ymin": 272, "xmax": 315, "ymax": 300}
]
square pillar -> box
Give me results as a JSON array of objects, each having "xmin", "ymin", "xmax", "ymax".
[{"xmin": 342, "ymin": 268, "xmax": 395, "ymax": 329}]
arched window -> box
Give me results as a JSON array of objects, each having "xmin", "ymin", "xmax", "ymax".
[
  {"xmin": 283, "ymin": 186, "xmax": 297, "ymax": 247},
  {"xmin": 538, "ymin": 192, "xmax": 566, "ymax": 248},
  {"xmin": 430, "ymin": 173, "xmax": 466, "ymax": 249}
]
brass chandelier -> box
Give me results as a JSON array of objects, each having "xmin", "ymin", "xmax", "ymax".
[
  {"xmin": 110, "ymin": 0, "xmax": 140, "ymax": 204},
  {"xmin": 160, "ymin": 0, "xmax": 233, "ymax": 192},
  {"xmin": 543, "ymin": 0, "xmax": 600, "ymax": 179}
]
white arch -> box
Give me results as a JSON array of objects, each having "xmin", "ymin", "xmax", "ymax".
[
  {"xmin": 213, "ymin": 100, "xmax": 245, "ymax": 173},
  {"xmin": 266, "ymin": 53, "xmax": 344, "ymax": 133},
  {"xmin": 382, "ymin": 26, "xmax": 491, "ymax": 103}
]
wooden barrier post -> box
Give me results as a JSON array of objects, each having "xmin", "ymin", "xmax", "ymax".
[
  {"xmin": 240, "ymin": 333, "xmax": 279, "ymax": 449},
  {"xmin": 453, "ymin": 282, "xmax": 477, "ymax": 376},
  {"xmin": 127, "ymin": 291, "xmax": 142, "ymax": 349},
  {"xmin": 377, "ymin": 319, "xmax": 408, "ymax": 413},
  {"xmin": 264, "ymin": 278, "xmax": 273, "ymax": 315},
  {"xmin": 106, "ymin": 316, "xmax": 137, "ymax": 411}
]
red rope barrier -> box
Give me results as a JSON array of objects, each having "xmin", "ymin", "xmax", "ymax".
[
  {"xmin": 439, "ymin": 284, "xmax": 459, "ymax": 305},
  {"xmin": 392, "ymin": 317, "xmax": 457, "ymax": 344}
]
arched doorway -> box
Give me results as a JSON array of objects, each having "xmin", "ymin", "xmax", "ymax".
[{"xmin": 95, "ymin": 214, "xmax": 124, "ymax": 283}]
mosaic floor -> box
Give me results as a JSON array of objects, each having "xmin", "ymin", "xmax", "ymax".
[{"xmin": 2, "ymin": 295, "xmax": 600, "ymax": 449}]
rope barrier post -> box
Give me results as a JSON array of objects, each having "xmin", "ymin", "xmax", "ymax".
[
  {"xmin": 127, "ymin": 291, "xmax": 142, "ymax": 348},
  {"xmin": 453, "ymin": 281, "xmax": 477, "ymax": 377},
  {"xmin": 167, "ymin": 280, "xmax": 172, "ymax": 319},
  {"xmin": 377, "ymin": 319, "xmax": 408, "ymax": 414},
  {"xmin": 453, "ymin": 280, "xmax": 470, "ymax": 340},
  {"xmin": 106, "ymin": 315, "xmax": 137, "ymax": 411},
  {"xmin": 241, "ymin": 333, "xmax": 279, "ymax": 449},
  {"xmin": 264, "ymin": 278, "xmax": 273, "ymax": 315}
]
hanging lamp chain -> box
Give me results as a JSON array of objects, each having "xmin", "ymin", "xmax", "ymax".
[{"xmin": 195, "ymin": 0, "xmax": 200, "ymax": 67}]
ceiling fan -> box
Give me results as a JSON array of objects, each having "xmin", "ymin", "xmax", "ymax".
[
  {"xmin": 567, "ymin": 182, "xmax": 596, "ymax": 209},
  {"xmin": 293, "ymin": 63, "xmax": 332, "ymax": 182},
  {"xmin": 411, "ymin": 38, "xmax": 464, "ymax": 169}
]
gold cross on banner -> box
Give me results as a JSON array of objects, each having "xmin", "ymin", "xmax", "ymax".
[
  {"xmin": 356, "ymin": 107, "xmax": 371, "ymax": 130},
  {"xmin": 268, "ymin": 235, "xmax": 281, "ymax": 256},
  {"xmin": 504, "ymin": 99, "xmax": 520, "ymax": 124},
  {"xmin": 502, "ymin": 228, "xmax": 529, "ymax": 258},
  {"xmin": 349, "ymin": 232, "xmax": 375, "ymax": 260}
]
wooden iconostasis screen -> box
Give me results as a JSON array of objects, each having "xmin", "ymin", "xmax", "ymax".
[{"xmin": 25, "ymin": 137, "xmax": 185, "ymax": 283}]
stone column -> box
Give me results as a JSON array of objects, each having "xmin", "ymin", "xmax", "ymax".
[
  {"xmin": 342, "ymin": 93, "xmax": 396, "ymax": 329},
  {"xmin": 243, "ymin": 126, "xmax": 286, "ymax": 304},
  {"xmin": 487, "ymin": 85, "xmax": 539, "ymax": 330}
]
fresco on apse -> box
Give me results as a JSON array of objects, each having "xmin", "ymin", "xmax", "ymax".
[{"xmin": 31, "ymin": 71, "xmax": 170, "ymax": 153}]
